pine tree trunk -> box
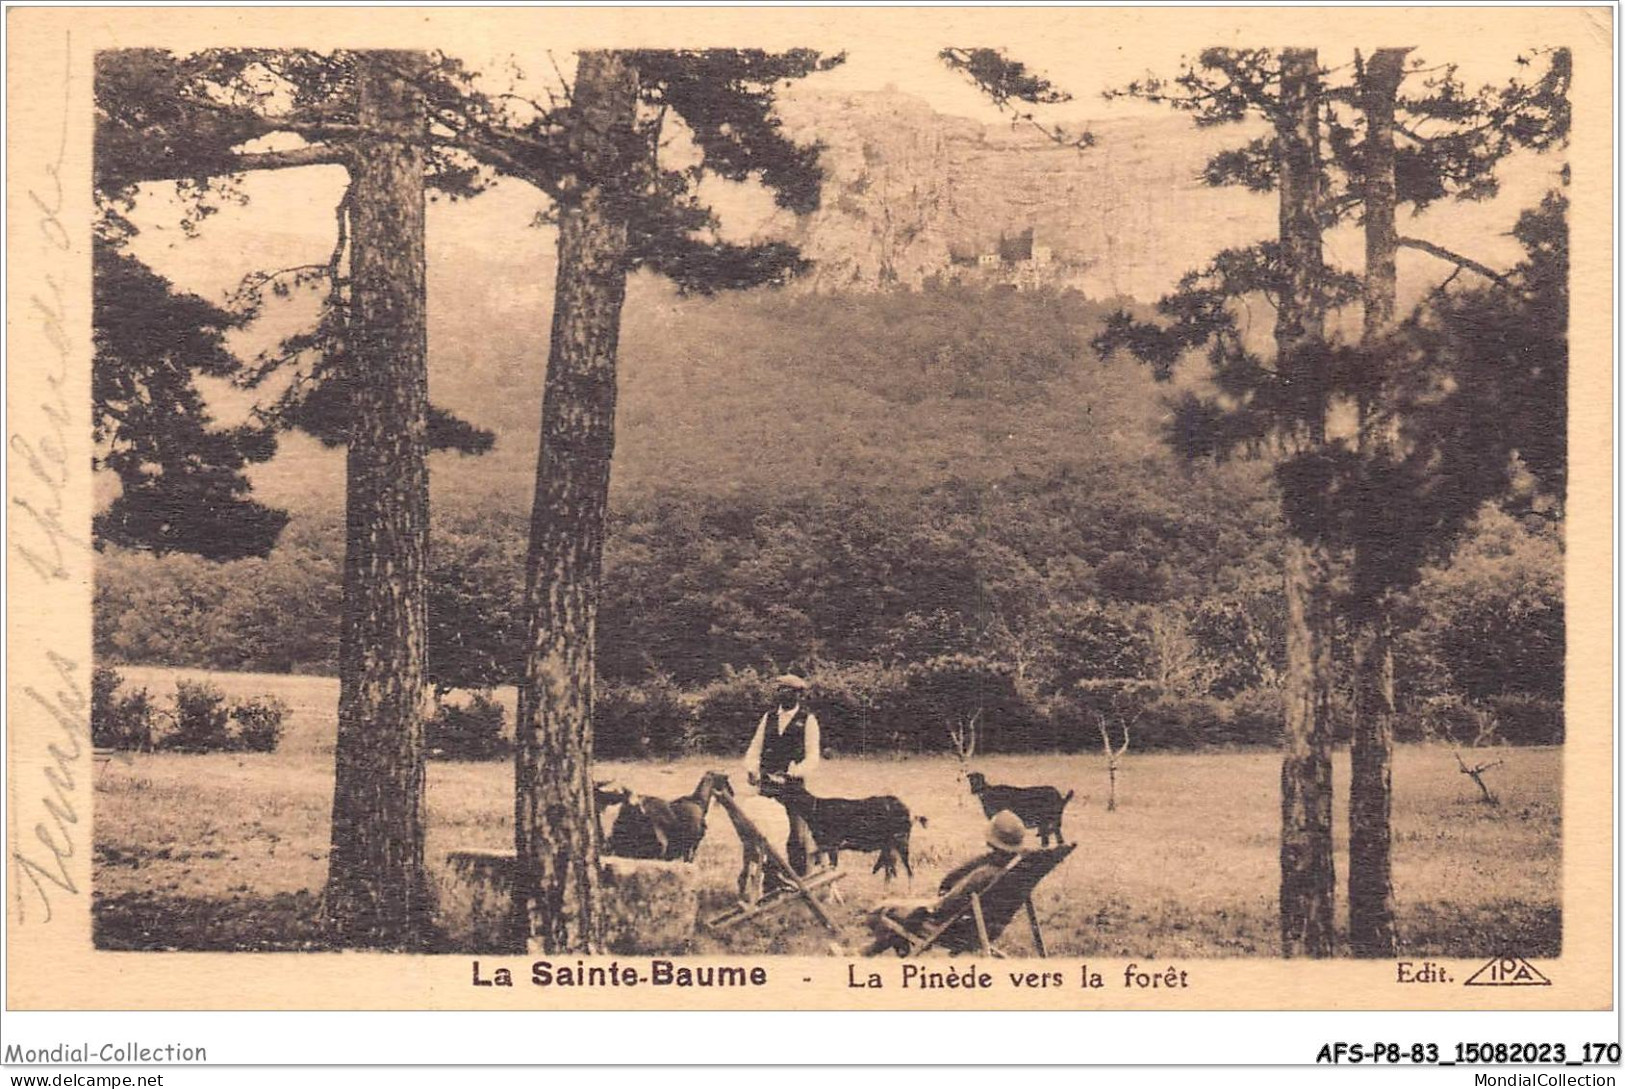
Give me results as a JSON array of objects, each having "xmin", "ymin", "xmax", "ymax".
[
  {"xmin": 512, "ymin": 51, "xmax": 640, "ymax": 954},
  {"xmin": 1348, "ymin": 47, "xmax": 1410, "ymax": 958},
  {"xmin": 1349, "ymin": 607, "xmax": 1396, "ymax": 954},
  {"xmin": 1274, "ymin": 47, "xmax": 1337, "ymax": 959},
  {"xmin": 1358, "ymin": 50, "xmax": 1407, "ymax": 348},
  {"xmin": 1280, "ymin": 534, "xmax": 1337, "ymax": 956},
  {"xmin": 324, "ymin": 51, "xmax": 432, "ymax": 948}
]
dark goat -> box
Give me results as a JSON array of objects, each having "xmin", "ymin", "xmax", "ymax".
[
  {"xmin": 777, "ymin": 782, "xmax": 925, "ymax": 880},
  {"xmin": 608, "ymin": 771, "xmax": 729, "ymax": 862},
  {"xmin": 965, "ymin": 771, "xmax": 1073, "ymax": 847}
]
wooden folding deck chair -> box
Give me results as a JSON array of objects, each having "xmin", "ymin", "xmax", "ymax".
[
  {"xmin": 865, "ymin": 843, "xmax": 1074, "ymax": 957},
  {"xmin": 703, "ymin": 787, "xmax": 845, "ymax": 936}
]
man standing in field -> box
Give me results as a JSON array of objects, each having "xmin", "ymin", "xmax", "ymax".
[{"xmin": 743, "ymin": 673, "xmax": 821, "ymax": 875}]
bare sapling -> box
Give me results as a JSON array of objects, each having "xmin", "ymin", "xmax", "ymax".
[
  {"xmin": 1453, "ymin": 749, "xmax": 1505, "ymax": 806},
  {"xmin": 1427, "ymin": 700, "xmax": 1505, "ymax": 805},
  {"xmin": 948, "ymin": 708, "xmax": 981, "ymax": 808},
  {"xmin": 1097, "ymin": 715, "xmax": 1131, "ymax": 812},
  {"xmin": 1077, "ymin": 678, "xmax": 1155, "ymax": 812}
]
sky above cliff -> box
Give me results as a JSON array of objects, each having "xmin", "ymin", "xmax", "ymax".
[{"xmin": 475, "ymin": 7, "xmax": 1585, "ymax": 128}]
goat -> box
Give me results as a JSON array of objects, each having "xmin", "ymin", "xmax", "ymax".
[
  {"xmin": 964, "ymin": 771, "xmax": 1073, "ymax": 847},
  {"xmin": 665, "ymin": 771, "xmax": 730, "ymax": 861},
  {"xmin": 775, "ymin": 781, "xmax": 925, "ymax": 881},
  {"xmin": 608, "ymin": 771, "xmax": 729, "ymax": 862}
]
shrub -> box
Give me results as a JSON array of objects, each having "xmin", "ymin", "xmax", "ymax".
[
  {"xmin": 427, "ymin": 691, "xmax": 508, "ymax": 761},
  {"xmin": 91, "ymin": 665, "xmax": 124, "ymax": 747},
  {"xmin": 112, "ymin": 689, "xmax": 159, "ymax": 751},
  {"xmin": 1136, "ymin": 696, "xmax": 1228, "ymax": 751},
  {"xmin": 165, "ymin": 679, "xmax": 231, "ymax": 752},
  {"xmin": 596, "ymin": 675, "xmax": 693, "ymax": 758},
  {"xmin": 1414, "ymin": 693, "xmax": 1495, "ymax": 747},
  {"xmin": 1223, "ymin": 687, "xmax": 1284, "ymax": 747},
  {"xmin": 1485, "ymin": 693, "xmax": 1564, "ymax": 746},
  {"xmin": 804, "ymin": 661, "xmax": 909, "ymax": 758},
  {"xmin": 229, "ymin": 695, "xmax": 289, "ymax": 753},
  {"xmin": 1045, "ymin": 695, "xmax": 1101, "ymax": 754},
  {"xmin": 901, "ymin": 654, "xmax": 1029, "ymax": 754},
  {"xmin": 1391, "ymin": 705, "xmax": 1429, "ymax": 744},
  {"xmin": 1413, "ymin": 509, "xmax": 1564, "ymax": 705},
  {"xmin": 92, "ymin": 666, "xmax": 122, "ymax": 730},
  {"xmin": 689, "ymin": 668, "xmax": 775, "ymax": 755},
  {"xmin": 91, "ymin": 665, "xmax": 157, "ymax": 751},
  {"xmin": 595, "ymin": 682, "xmax": 643, "ymax": 759}
]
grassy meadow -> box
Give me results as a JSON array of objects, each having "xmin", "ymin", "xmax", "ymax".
[{"xmin": 95, "ymin": 668, "xmax": 1561, "ymax": 957}]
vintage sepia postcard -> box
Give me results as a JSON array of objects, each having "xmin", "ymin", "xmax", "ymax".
[{"xmin": 5, "ymin": 4, "xmax": 1614, "ymax": 1033}]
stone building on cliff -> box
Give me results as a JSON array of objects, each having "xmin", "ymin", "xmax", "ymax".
[{"xmin": 946, "ymin": 227, "xmax": 1082, "ymax": 291}]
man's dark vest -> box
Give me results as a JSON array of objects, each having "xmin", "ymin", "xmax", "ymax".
[{"xmin": 759, "ymin": 707, "xmax": 809, "ymax": 776}]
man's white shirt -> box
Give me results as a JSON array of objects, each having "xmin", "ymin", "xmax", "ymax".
[{"xmin": 742, "ymin": 703, "xmax": 822, "ymax": 783}]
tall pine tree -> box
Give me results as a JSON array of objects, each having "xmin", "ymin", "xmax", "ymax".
[
  {"xmin": 1096, "ymin": 45, "xmax": 1569, "ymax": 955},
  {"xmin": 1097, "ymin": 47, "xmax": 1345, "ymax": 956},
  {"xmin": 492, "ymin": 48, "xmax": 840, "ymax": 952},
  {"xmin": 1335, "ymin": 47, "xmax": 1569, "ymax": 955},
  {"xmin": 96, "ymin": 48, "xmax": 494, "ymax": 946}
]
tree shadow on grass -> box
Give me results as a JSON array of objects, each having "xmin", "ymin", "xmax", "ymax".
[
  {"xmin": 1398, "ymin": 900, "xmax": 1560, "ymax": 959},
  {"xmin": 93, "ymin": 887, "xmax": 1558, "ymax": 959},
  {"xmin": 94, "ymin": 890, "xmax": 333, "ymax": 952}
]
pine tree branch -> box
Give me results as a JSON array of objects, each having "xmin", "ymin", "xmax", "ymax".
[
  {"xmin": 941, "ymin": 46, "xmax": 1094, "ymax": 152},
  {"xmin": 104, "ymin": 142, "xmax": 352, "ymax": 187},
  {"xmin": 166, "ymin": 92, "xmax": 365, "ymax": 142},
  {"xmin": 1430, "ymin": 264, "xmax": 1464, "ymax": 298},
  {"xmin": 230, "ymin": 145, "xmax": 354, "ymax": 173},
  {"xmin": 1393, "ymin": 119, "xmax": 1435, "ymax": 144},
  {"xmin": 359, "ymin": 50, "xmax": 571, "ymax": 197},
  {"xmin": 1395, "ymin": 113, "xmax": 1501, "ymax": 144},
  {"xmin": 281, "ymin": 121, "xmax": 365, "ymax": 140},
  {"xmin": 1396, "ymin": 236, "xmax": 1512, "ymax": 286},
  {"xmin": 434, "ymin": 127, "xmax": 565, "ymax": 198},
  {"xmin": 232, "ymin": 263, "xmax": 331, "ymax": 303}
]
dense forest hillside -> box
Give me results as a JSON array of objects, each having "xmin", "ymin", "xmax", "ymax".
[
  {"xmin": 96, "ymin": 86, "xmax": 1563, "ymax": 755},
  {"xmin": 96, "ymin": 282, "xmax": 1560, "ymax": 754},
  {"xmin": 242, "ymin": 275, "xmax": 1186, "ymax": 515}
]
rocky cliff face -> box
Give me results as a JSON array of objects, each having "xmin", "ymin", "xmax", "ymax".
[
  {"xmin": 764, "ymin": 88, "xmax": 1277, "ymax": 302},
  {"xmin": 763, "ymin": 87, "xmax": 1556, "ymax": 305}
]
